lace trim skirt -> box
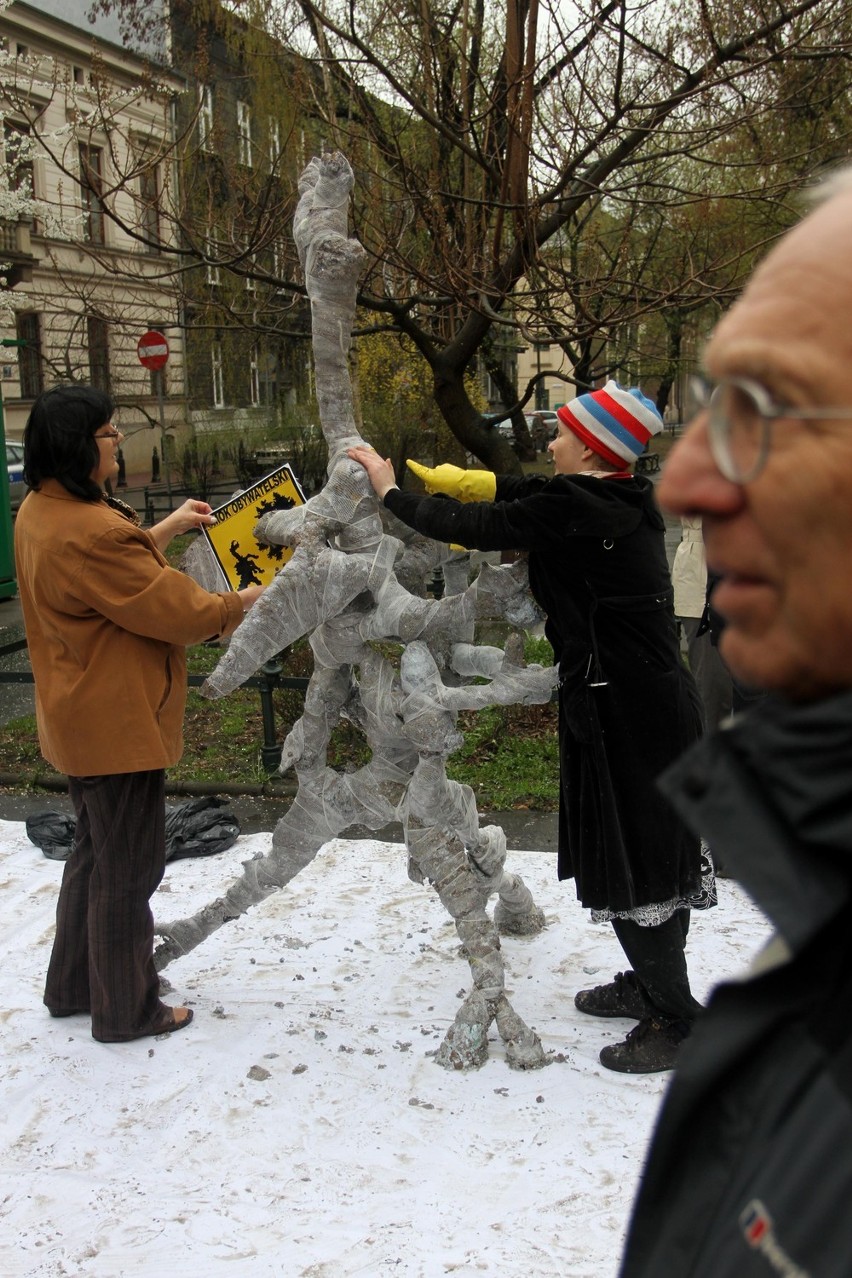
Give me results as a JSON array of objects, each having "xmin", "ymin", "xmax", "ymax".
[{"xmin": 590, "ymin": 841, "xmax": 717, "ymax": 927}]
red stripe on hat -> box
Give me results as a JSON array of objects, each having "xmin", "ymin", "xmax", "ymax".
[
  {"xmin": 594, "ymin": 389, "xmax": 653, "ymax": 446},
  {"xmin": 556, "ymin": 405, "xmax": 626, "ymax": 468}
]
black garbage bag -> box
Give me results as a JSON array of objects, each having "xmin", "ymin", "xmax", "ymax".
[
  {"xmin": 25, "ymin": 811, "xmax": 76, "ymax": 862},
  {"xmin": 163, "ymin": 796, "xmax": 241, "ymax": 861},
  {"xmin": 26, "ymin": 797, "xmax": 241, "ymax": 863}
]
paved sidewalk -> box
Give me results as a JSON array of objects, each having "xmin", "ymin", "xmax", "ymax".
[{"xmin": 0, "ymin": 783, "xmax": 558, "ymax": 848}]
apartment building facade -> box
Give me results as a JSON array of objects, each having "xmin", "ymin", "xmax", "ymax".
[{"xmin": 0, "ymin": 0, "xmax": 190, "ymax": 477}]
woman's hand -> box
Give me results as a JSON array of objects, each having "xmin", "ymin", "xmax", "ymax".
[
  {"xmin": 147, "ymin": 499, "xmax": 217, "ymax": 552},
  {"xmin": 347, "ymin": 446, "xmax": 398, "ymax": 499},
  {"xmin": 237, "ymin": 585, "xmax": 265, "ymax": 614}
]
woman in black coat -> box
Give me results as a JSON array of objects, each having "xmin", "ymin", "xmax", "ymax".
[{"xmin": 349, "ymin": 381, "xmax": 708, "ymax": 1073}]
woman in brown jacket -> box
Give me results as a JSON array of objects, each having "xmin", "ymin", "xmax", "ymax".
[{"xmin": 15, "ymin": 384, "xmax": 264, "ymax": 1043}]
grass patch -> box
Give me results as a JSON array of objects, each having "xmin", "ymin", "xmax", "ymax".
[
  {"xmin": 447, "ymin": 702, "xmax": 558, "ymax": 810},
  {"xmin": 0, "ymin": 683, "xmax": 558, "ymax": 807}
]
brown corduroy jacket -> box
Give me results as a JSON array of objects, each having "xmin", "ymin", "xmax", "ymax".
[{"xmin": 14, "ymin": 480, "xmax": 245, "ymax": 777}]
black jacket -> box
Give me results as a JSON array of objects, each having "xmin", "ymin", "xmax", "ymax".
[
  {"xmin": 385, "ymin": 472, "xmax": 702, "ymax": 912},
  {"xmin": 620, "ymin": 690, "xmax": 852, "ymax": 1277}
]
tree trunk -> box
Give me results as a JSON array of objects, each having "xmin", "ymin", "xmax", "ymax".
[{"xmin": 656, "ymin": 315, "xmax": 684, "ymax": 419}]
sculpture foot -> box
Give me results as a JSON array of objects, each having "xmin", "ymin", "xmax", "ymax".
[
  {"xmin": 494, "ymin": 899, "xmax": 546, "ymax": 937},
  {"xmin": 434, "ymin": 991, "xmax": 491, "ymax": 1070},
  {"xmin": 153, "ymin": 935, "xmax": 183, "ymax": 970},
  {"xmin": 495, "ymin": 994, "xmax": 549, "ymax": 1070}
]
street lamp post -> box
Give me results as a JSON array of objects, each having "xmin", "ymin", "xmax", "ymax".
[{"xmin": 0, "ymin": 338, "xmax": 26, "ymax": 599}]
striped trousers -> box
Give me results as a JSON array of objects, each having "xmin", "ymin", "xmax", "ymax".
[{"xmin": 44, "ymin": 769, "xmax": 170, "ymax": 1042}]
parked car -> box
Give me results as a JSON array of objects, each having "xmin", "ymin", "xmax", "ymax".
[
  {"xmin": 524, "ymin": 410, "xmax": 559, "ymax": 450},
  {"xmin": 6, "ymin": 440, "xmax": 25, "ymax": 513}
]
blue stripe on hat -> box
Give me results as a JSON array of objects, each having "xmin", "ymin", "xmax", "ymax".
[{"xmin": 574, "ymin": 392, "xmax": 645, "ymax": 457}]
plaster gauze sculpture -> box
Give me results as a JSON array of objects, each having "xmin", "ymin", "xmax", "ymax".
[{"xmin": 166, "ymin": 152, "xmax": 558, "ymax": 1070}]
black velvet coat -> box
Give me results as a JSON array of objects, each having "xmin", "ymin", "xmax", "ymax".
[
  {"xmin": 384, "ymin": 472, "xmax": 702, "ymax": 913},
  {"xmin": 621, "ymin": 692, "xmax": 852, "ymax": 1277}
]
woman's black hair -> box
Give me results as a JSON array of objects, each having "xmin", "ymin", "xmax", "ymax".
[{"xmin": 23, "ymin": 384, "xmax": 115, "ymax": 500}]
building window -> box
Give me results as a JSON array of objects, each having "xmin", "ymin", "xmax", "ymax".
[
  {"xmin": 237, "ymin": 100, "xmax": 252, "ymax": 168},
  {"xmin": 4, "ymin": 121, "xmax": 33, "ymax": 197},
  {"xmin": 211, "ymin": 342, "xmax": 224, "ymax": 407},
  {"xmin": 259, "ymin": 347, "xmax": 278, "ymax": 403},
  {"xmin": 15, "ymin": 312, "xmax": 42, "ymax": 398},
  {"xmin": 87, "ymin": 315, "xmax": 110, "ymax": 391},
  {"xmin": 198, "ymin": 85, "xmax": 214, "ymax": 152},
  {"xmin": 267, "ymin": 115, "xmax": 280, "ymax": 168},
  {"xmin": 242, "ymin": 236, "xmax": 255, "ymax": 292},
  {"xmin": 249, "ymin": 346, "xmax": 260, "ymax": 406},
  {"xmin": 206, "ymin": 225, "xmax": 221, "ymax": 285},
  {"xmin": 139, "ymin": 163, "xmax": 160, "ymax": 248},
  {"xmin": 271, "ymin": 237, "xmax": 286, "ymax": 283},
  {"xmin": 79, "ymin": 144, "xmax": 105, "ymax": 245}
]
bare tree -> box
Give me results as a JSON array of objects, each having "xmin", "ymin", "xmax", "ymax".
[{"xmin": 248, "ymin": 0, "xmax": 847, "ymax": 464}]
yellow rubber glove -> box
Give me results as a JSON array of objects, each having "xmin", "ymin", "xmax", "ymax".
[{"xmin": 406, "ymin": 460, "xmax": 496, "ymax": 503}]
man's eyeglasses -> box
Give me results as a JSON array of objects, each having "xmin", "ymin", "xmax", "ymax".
[
  {"xmin": 688, "ymin": 375, "xmax": 852, "ymax": 484},
  {"xmin": 94, "ymin": 427, "xmax": 123, "ymax": 442}
]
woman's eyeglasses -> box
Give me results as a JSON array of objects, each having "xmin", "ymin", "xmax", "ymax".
[{"xmin": 94, "ymin": 427, "xmax": 123, "ymax": 442}]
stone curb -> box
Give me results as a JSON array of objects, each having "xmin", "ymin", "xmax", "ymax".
[{"xmin": 0, "ymin": 770, "xmax": 298, "ymax": 799}]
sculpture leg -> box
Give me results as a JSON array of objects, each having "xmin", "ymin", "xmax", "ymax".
[
  {"xmin": 467, "ymin": 825, "xmax": 547, "ymax": 938},
  {"xmin": 406, "ymin": 822, "xmax": 548, "ymax": 1071}
]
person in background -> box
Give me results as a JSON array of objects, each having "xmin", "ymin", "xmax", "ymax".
[
  {"xmin": 672, "ymin": 515, "xmax": 732, "ymax": 728},
  {"xmin": 619, "ymin": 167, "xmax": 852, "ymax": 1275},
  {"xmin": 16, "ymin": 384, "xmax": 264, "ymax": 1044},
  {"xmin": 349, "ymin": 381, "xmax": 710, "ymax": 1074}
]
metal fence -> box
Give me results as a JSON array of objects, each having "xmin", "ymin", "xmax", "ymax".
[{"xmin": 0, "ymin": 636, "xmax": 308, "ymax": 772}]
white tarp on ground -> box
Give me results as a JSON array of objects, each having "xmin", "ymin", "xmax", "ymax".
[{"xmin": 0, "ymin": 821, "xmax": 771, "ymax": 1277}]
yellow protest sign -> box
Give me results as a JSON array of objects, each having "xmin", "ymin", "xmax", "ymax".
[{"xmin": 202, "ymin": 464, "xmax": 306, "ymax": 590}]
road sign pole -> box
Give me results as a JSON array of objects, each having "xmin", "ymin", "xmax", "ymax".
[
  {"xmin": 136, "ymin": 330, "xmax": 173, "ymax": 514},
  {"xmin": 156, "ymin": 367, "xmax": 173, "ymax": 511}
]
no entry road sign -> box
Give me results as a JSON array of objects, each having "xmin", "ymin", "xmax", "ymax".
[{"xmin": 137, "ymin": 330, "xmax": 169, "ymax": 370}]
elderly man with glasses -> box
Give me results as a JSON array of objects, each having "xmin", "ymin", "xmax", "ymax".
[{"xmin": 619, "ymin": 170, "xmax": 852, "ymax": 1276}]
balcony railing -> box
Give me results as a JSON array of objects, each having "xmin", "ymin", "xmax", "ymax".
[{"xmin": 0, "ymin": 218, "xmax": 34, "ymax": 286}]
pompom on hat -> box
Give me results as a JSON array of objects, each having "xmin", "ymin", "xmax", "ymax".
[{"xmin": 556, "ymin": 380, "xmax": 663, "ymax": 467}]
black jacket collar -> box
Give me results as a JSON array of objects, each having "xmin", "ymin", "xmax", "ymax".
[{"xmin": 661, "ymin": 690, "xmax": 852, "ymax": 951}]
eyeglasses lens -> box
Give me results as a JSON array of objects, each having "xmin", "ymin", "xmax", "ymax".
[
  {"xmin": 686, "ymin": 377, "xmax": 709, "ymax": 420},
  {"xmin": 709, "ymin": 381, "xmax": 765, "ymax": 482}
]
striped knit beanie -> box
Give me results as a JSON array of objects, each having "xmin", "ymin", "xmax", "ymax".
[{"xmin": 556, "ymin": 381, "xmax": 663, "ymax": 467}]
